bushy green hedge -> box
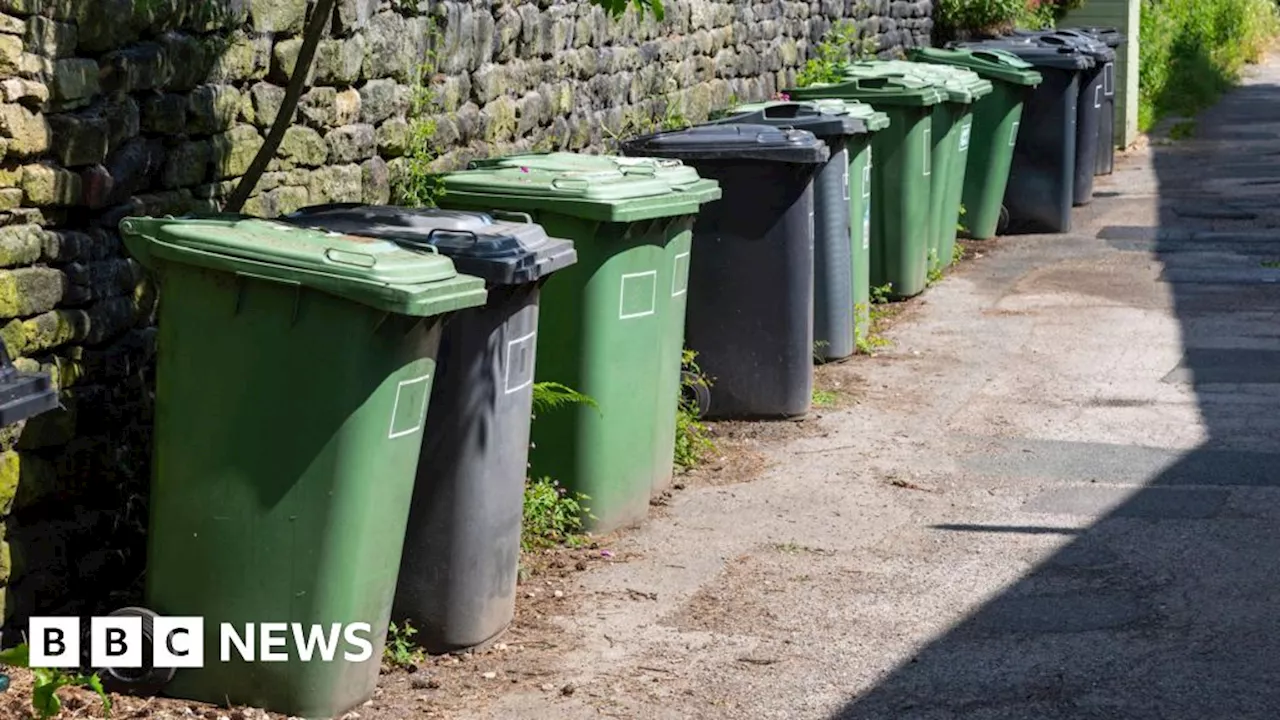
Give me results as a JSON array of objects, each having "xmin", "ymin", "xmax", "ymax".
[
  {"xmin": 1139, "ymin": 0, "xmax": 1278, "ymax": 129},
  {"xmin": 934, "ymin": 0, "xmax": 1084, "ymax": 41}
]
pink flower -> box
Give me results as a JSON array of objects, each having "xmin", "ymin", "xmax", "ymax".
[
  {"xmin": 774, "ymin": 92, "xmax": 791, "ymax": 101},
  {"xmin": 600, "ymin": 550, "xmax": 614, "ymax": 558},
  {"xmin": 520, "ymin": 166, "xmax": 530, "ymax": 173}
]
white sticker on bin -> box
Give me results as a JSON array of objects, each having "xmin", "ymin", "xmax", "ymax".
[
  {"xmin": 842, "ymin": 164, "xmax": 851, "ymax": 202},
  {"xmin": 923, "ymin": 127, "xmax": 932, "ymax": 176},
  {"xmin": 619, "ymin": 270, "xmax": 658, "ymax": 319},
  {"xmin": 672, "ymin": 252, "xmax": 690, "ymax": 297},
  {"xmin": 959, "ymin": 122, "xmax": 972, "ymax": 151},
  {"xmin": 389, "ymin": 374, "xmax": 431, "ymax": 439},
  {"xmin": 504, "ymin": 329, "xmax": 537, "ymax": 395},
  {"xmin": 1009, "ymin": 120, "xmax": 1020, "ymax": 147},
  {"xmin": 862, "ymin": 206, "xmax": 871, "ymax": 251}
]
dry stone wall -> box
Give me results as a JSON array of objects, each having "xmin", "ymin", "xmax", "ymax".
[{"xmin": 0, "ymin": 0, "xmax": 931, "ymax": 629}]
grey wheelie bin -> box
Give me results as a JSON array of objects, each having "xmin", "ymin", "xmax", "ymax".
[
  {"xmin": 622, "ymin": 125, "xmax": 829, "ymax": 419},
  {"xmin": 1059, "ymin": 26, "xmax": 1124, "ymax": 174},
  {"xmin": 282, "ymin": 204, "xmax": 576, "ymax": 655},
  {"xmin": 709, "ymin": 102, "xmax": 876, "ymax": 362}
]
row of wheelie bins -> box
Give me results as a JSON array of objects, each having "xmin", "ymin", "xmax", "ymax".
[{"xmin": 110, "ymin": 26, "xmax": 1123, "ymax": 720}]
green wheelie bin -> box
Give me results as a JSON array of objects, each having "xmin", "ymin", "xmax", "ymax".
[
  {"xmin": 719, "ymin": 99, "xmax": 889, "ymax": 353},
  {"xmin": 786, "ymin": 76, "xmax": 944, "ymax": 299},
  {"xmin": 117, "ymin": 216, "xmax": 487, "ymax": 718},
  {"xmin": 842, "ymin": 61, "xmax": 993, "ymax": 272},
  {"xmin": 461, "ymin": 152, "xmax": 719, "ymax": 499},
  {"xmin": 910, "ymin": 47, "xmax": 1042, "ymax": 240},
  {"xmin": 435, "ymin": 166, "xmax": 721, "ymax": 531}
]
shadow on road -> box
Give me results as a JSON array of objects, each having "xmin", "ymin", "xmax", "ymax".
[{"xmin": 828, "ymin": 76, "xmax": 1280, "ymax": 719}]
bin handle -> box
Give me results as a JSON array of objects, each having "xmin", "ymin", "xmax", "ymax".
[
  {"xmin": 970, "ymin": 50, "xmax": 1007, "ymax": 64},
  {"xmin": 324, "ymin": 247, "xmax": 378, "ymax": 268},
  {"xmin": 549, "ymin": 176, "xmax": 590, "ymax": 193},
  {"xmin": 488, "ymin": 209, "xmax": 535, "ymax": 224},
  {"xmin": 425, "ymin": 228, "xmax": 480, "ymax": 246}
]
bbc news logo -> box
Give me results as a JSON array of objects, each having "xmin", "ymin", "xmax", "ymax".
[{"xmin": 28, "ymin": 617, "xmax": 376, "ymax": 668}]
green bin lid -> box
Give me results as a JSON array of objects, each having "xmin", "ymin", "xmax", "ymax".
[
  {"xmin": 437, "ymin": 165, "xmax": 721, "ymax": 223},
  {"xmin": 726, "ymin": 99, "xmax": 891, "ymax": 132},
  {"xmin": 785, "ymin": 75, "xmax": 945, "ymax": 107},
  {"xmin": 118, "ymin": 216, "xmax": 488, "ymax": 316},
  {"xmin": 908, "ymin": 47, "xmax": 1042, "ymax": 87},
  {"xmin": 841, "ymin": 60, "xmax": 993, "ymax": 103},
  {"xmin": 464, "ymin": 152, "xmax": 720, "ymax": 205}
]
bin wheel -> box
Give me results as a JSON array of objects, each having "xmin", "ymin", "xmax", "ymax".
[
  {"xmin": 996, "ymin": 205, "xmax": 1011, "ymax": 236},
  {"xmin": 96, "ymin": 607, "xmax": 176, "ymax": 696},
  {"xmin": 681, "ymin": 371, "xmax": 711, "ymax": 419}
]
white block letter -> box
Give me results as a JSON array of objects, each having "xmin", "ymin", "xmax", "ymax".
[
  {"xmin": 29, "ymin": 617, "xmax": 79, "ymax": 668},
  {"xmin": 91, "ymin": 616, "xmax": 141, "ymax": 669},
  {"xmin": 154, "ymin": 617, "xmax": 204, "ymax": 668},
  {"xmin": 220, "ymin": 624, "xmax": 254, "ymax": 662},
  {"xmin": 343, "ymin": 623, "xmax": 373, "ymax": 663},
  {"xmin": 259, "ymin": 623, "xmax": 288, "ymax": 662}
]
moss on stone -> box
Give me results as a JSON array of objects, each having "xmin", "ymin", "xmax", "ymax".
[{"xmin": 0, "ymin": 451, "xmax": 18, "ymax": 516}]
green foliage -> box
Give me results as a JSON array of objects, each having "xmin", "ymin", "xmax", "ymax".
[
  {"xmin": 812, "ymin": 389, "xmax": 839, "ymax": 408},
  {"xmin": 383, "ymin": 621, "xmax": 422, "ymax": 668},
  {"xmin": 1261, "ymin": 259, "xmax": 1280, "ymax": 268},
  {"xmin": 1169, "ymin": 119, "xmax": 1198, "ymax": 139},
  {"xmin": 395, "ymin": 22, "xmax": 446, "ymax": 207},
  {"xmin": 532, "ymin": 381, "xmax": 599, "ymax": 415},
  {"xmin": 935, "ymin": 0, "xmax": 1024, "ymax": 38},
  {"xmin": 796, "ymin": 21, "xmax": 877, "ymax": 87},
  {"xmin": 591, "ymin": 0, "xmax": 665, "ymax": 19},
  {"xmin": 856, "ymin": 283, "xmax": 896, "ymax": 355},
  {"xmin": 0, "ymin": 644, "xmax": 111, "ymax": 719},
  {"xmin": 927, "ymin": 249, "xmax": 944, "ymax": 285},
  {"xmin": 522, "ymin": 477, "xmax": 589, "ymax": 551},
  {"xmin": 674, "ymin": 349, "xmax": 714, "ymax": 470},
  {"xmin": 1139, "ymin": 0, "xmax": 1278, "ymax": 130},
  {"xmin": 952, "ymin": 240, "xmax": 967, "ymax": 265}
]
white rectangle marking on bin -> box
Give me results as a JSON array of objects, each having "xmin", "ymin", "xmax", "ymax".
[
  {"xmin": 1104, "ymin": 64, "xmax": 1114, "ymax": 96},
  {"xmin": 388, "ymin": 374, "xmax": 432, "ymax": 439},
  {"xmin": 862, "ymin": 206, "xmax": 871, "ymax": 250},
  {"xmin": 1095, "ymin": 84, "xmax": 1102, "ymax": 109},
  {"xmin": 862, "ymin": 160, "xmax": 872, "ymax": 199},
  {"xmin": 504, "ymin": 330, "xmax": 538, "ymax": 395},
  {"xmin": 923, "ymin": 127, "xmax": 932, "ymax": 176},
  {"xmin": 619, "ymin": 270, "xmax": 658, "ymax": 319},
  {"xmin": 672, "ymin": 252, "xmax": 690, "ymax": 297},
  {"xmin": 959, "ymin": 122, "xmax": 972, "ymax": 151},
  {"xmin": 1009, "ymin": 120, "xmax": 1020, "ymax": 147},
  {"xmin": 842, "ymin": 163, "xmax": 851, "ymax": 201}
]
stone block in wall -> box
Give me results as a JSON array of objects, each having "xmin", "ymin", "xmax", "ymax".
[
  {"xmin": 0, "ymin": 14, "xmax": 22, "ymax": 34},
  {"xmin": 0, "ymin": 102, "xmax": 47, "ymax": 157},
  {"xmin": 160, "ymin": 32, "xmax": 212, "ymax": 93},
  {"xmin": 335, "ymin": 0, "xmax": 377, "ymax": 34},
  {"xmin": 102, "ymin": 138, "xmax": 166, "ymax": 206},
  {"xmin": 162, "ymin": 140, "xmax": 211, "ymax": 189},
  {"xmin": 250, "ymin": 0, "xmax": 307, "ymax": 35},
  {"xmin": 0, "ymin": 223, "xmax": 41, "ymax": 268},
  {"xmin": 140, "ymin": 93, "xmax": 186, "ymax": 135},
  {"xmin": 480, "ymin": 96, "xmax": 517, "ymax": 144},
  {"xmin": 241, "ymin": 184, "xmax": 308, "ymax": 218},
  {"xmin": 314, "ymin": 36, "xmax": 363, "ymax": 87},
  {"xmin": 249, "ymin": 82, "xmax": 285, "ymax": 128},
  {"xmin": 207, "ymin": 30, "xmax": 264, "ymax": 84},
  {"xmin": 307, "ymin": 163, "xmax": 361, "ymax": 205},
  {"xmin": 325, "ymin": 124, "xmax": 375, "ymax": 163},
  {"xmin": 61, "ymin": 259, "xmax": 141, "ymax": 307},
  {"xmin": 50, "ymin": 58, "xmax": 99, "ymax": 105},
  {"xmin": 24, "ymin": 16, "xmax": 75, "ymax": 58},
  {"xmin": 16, "ymin": 404, "xmax": 72, "ymax": 449},
  {"xmin": 269, "ymin": 37, "xmax": 315, "ymax": 86},
  {"xmin": 0, "ymin": 187, "xmax": 19, "ymax": 209},
  {"xmin": 133, "ymin": 189, "xmax": 195, "ymax": 218},
  {"xmin": 0, "ymin": 78, "xmax": 46, "ymax": 107},
  {"xmin": 358, "ymin": 79, "xmax": 404, "ymax": 125},
  {"xmin": 361, "ymin": 156, "xmax": 388, "ymax": 205},
  {"xmin": 187, "ymin": 85, "xmax": 241, "ymax": 135},
  {"xmin": 39, "ymin": 228, "xmax": 90, "ymax": 262},
  {"xmin": 298, "ymin": 87, "xmax": 338, "ymax": 128},
  {"xmin": 210, "ymin": 125, "xmax": 262, "ymax": 179},
  {"xmin": 20, "ymin": 163, "xmax": 79, "ymax": 206},
  {"xmin": 0, "ymin": 31, "xmax": 18, "ymax": 75},
  {"xmin": 0, "ymin": 266, "xmax": 64, "ymax": 318},
  {"xmin": 47, "ymin": 111, "xmax": 108, "ymax": 167},
  {"xmin": 365, "ymin": 12, "xmax": 412, "ymax": 82},
  {"xmin": 278, "ymin": 126, "xmax": 326, "ymax": 168},
  {"xmin": 376, "ymin": 117, "xmax": 408, "ymax": 158}
]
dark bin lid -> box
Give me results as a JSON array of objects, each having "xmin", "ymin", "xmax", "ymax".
[
  {"xmin": 703, "ymin": 102, "xmax": 870, "ymax": 141},
  {"xmin": 1073, "ymin": 26, "xmax": 1125, "ymax": 47},
  {"xmin": 952, "ymin": 40, "xmax": 1094, "ymax": 71},
  {"xmin": 620, "ymin": 124, "xmax": 829, "ymax": 164},
  {"xmin": 1004, "ymin": 29, "xmax": 1116, "ymax": 62},
  {"xmin": 0, "ymin": 346, "xmax": 57, "ymax": 426},
  {"xmin": 283, "ymin": 203, "xmax": 577, "ymax": 286}
]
